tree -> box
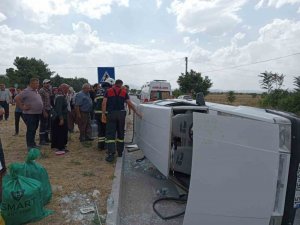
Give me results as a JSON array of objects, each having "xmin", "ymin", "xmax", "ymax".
[
  {"xmin": 172, "ymin": 88, "xmax": 183, "ymax": 98},
  {"xmin": 258, "ymin": 71, "xmax": 285, "ymax": 93},
  {"xmin": 50, "ymin": 74, "xmax": 88, "ymax": 92},
  {"xmin": 0, "ymin": 75, "xmax": 9, "ymax": 86},
  {"xmin": 294, "ymin": 76, "xmax": 300, "ymax": 92},
  {"xmin": 6, "ymin": 57, "xmax": 54, "ymax": 88},
  {"xmin": 227, "ymin": 91, "xmax": 236, "ymax": 104},
  {"xmin": 177, "ymin": 70, "xmax": 212, "ymax": 96}
]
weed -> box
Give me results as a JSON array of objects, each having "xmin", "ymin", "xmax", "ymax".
[
  {"xmin": 82, "ymin": 142, "xmax": 93, "ymax": 148},
  {"xmin": 40, "ymin": 151, "xmax": 49, "ymax": 159},
  {"xmin": 70, "ymin": 160, "xmax": 82, "ymax": 165},
  {"xmin": 109, "ymin": 175, "xmax": 116, "ymax": 180},
  {"xmin": 82, "ymin": 171, "xmax": 95, "ymax": 177}
]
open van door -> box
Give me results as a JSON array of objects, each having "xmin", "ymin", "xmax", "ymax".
[
  {"xmin": 135, "ymin": 104, "xmax": 172, "ymax": 177},
  {"xmin": 183, "ymin": 112, "xmax": 285, "ymax": 225}
]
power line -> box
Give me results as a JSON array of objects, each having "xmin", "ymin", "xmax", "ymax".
[
  {"xmin": 0, "ymin": 57, "xmax": 184, "ymax": 69},
  {"xmin": 190, "ymin": 58, "xmax": 300, "ymax": 76},
  {"xmin": 114, "ymin": 57, "xmax": 184, "ymax": 68},
  {"xmin": 52, "ymin": 57, "xmax": 184, "ymax": 69},
  {"xmin": 1, "ymin": 51, "xmax": 299, "ymax": 73},
  {"xmin": 189, "ymin": 60, "xmax": 262, "ymax": 73},
  {"xmin": 198, "ymin": 52, "xmax": 300, "ymax": 74}
]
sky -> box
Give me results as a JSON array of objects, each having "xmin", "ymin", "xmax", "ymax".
[{"xmin": 0, "ymin": 0, "xmax": 299, "ymax": 91}]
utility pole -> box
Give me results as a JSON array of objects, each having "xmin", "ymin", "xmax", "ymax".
[{"xmin": 185, "ymin": 57, "xmax": 188, "ymax": 75}]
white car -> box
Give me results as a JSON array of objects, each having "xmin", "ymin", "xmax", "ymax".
[{"xmin": 177, "ymin": 95, "xmax": 192, "ymax": 100}]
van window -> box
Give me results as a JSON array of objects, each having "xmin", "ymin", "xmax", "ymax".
[{"xmin": 150, "ymin": 91, "xmax": 171, "ymax": 100}]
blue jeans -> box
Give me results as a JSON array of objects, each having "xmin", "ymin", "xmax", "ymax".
[{"xmin": 23, "ymin": 114, "xmax": 40, "ymax": 148}]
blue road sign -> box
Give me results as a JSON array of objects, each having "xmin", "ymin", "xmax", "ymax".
[{"xmin": 97, "ymin": 67, "xmax": 115, "ymax": 83}]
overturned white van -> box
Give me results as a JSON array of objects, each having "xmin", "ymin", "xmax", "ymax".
[{"xmin": 134, "ymin": 100, "xmax": 296, "ymax": 225}]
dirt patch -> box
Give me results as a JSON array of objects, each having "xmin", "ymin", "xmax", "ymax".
[{"xmin": 0, "ymin": 105, "xmax": 115, "ymax": 225}]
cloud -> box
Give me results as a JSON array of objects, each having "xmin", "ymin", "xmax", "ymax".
[
  {"xmin": 231, "ymin": 32, "xmax": 245, "ymax": 43},
  {"xmin": 198, "ymin": 19, "xmax": 300, "ymax": 90},
  {"xmin": 156, "ymin": 0, "xmax": 162, "ymax": 8},
  {"xmin": 255, "ymin": 0, "xmax": 300, "ymax": 9},
  {"xmin": 20, "ymin": 0, "xmax": 70, "ymax": 23},
  {"xmin": 71, "ymin": 0, "xmax": 129, "ymax": 20},
  {"xmin": 168, "ymin": 0, "xmax": 247, "ymax": 35},
  {"xmin": 255, "ymin": 0, "xmax": 265, "ymax": 9},
  {"xmin": 0, "ymin": 22, "xmax": 186, "ymax": 89},
  {"xmin": 183, "ymin": 36, "xmax": 201, "ymax": 48},
  {"xmin": 0, "ymin": 13, "xmax": 7, "ymax": 22},
  {"xmin": 0, "ymin": 0, "xmax": 129, "ymax": 25}
]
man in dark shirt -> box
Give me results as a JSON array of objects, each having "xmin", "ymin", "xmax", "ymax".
[{"xmin": 102, "ymin": 79, "xmax": 142, "ymax": 162}]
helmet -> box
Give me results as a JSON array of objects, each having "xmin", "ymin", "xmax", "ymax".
[
  {"xmin": 105, "ymin": 78, "xmax": 115, "ymax": 86},
  {"xmin": 101, "ymin": 82, "xmax": 111, "ymax": 89}
]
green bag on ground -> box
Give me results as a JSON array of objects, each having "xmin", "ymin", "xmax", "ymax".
[
  {"xmin": 16, "ymin": 148, "xmax": 52, "ymax": 205},
  {"xmin": 1, "ymin": 163, "xmax": 52, "ymax": 225}
]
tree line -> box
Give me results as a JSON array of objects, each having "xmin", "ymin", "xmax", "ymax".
[
  {"xmin": 0, "ymin": 57, "xmax": 88, "ymax": 92},
  {"xmin": 259, "ymin": 71, "xmax": 300, "ymax": 115}
]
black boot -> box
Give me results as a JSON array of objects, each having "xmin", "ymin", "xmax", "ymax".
[
  {"xmin": 98, "ymin": 142, "xmax": 105, "ymax": 150},
  {"xmin": 105, "ymin": 154, "xmax": 115, "ymax": 163},
  {"xmin": 45, "ymin": 132, "xmax": 51, "ymax": 143},
  {"xmin": 117, "ymin": 150, "xmax": 123, "ymax": 157},
  {"xmin": 39, "ymin": 134, "xmax": 49, "ymax": 145}
]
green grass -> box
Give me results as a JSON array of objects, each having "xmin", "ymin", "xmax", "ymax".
[
  {"xmin": 70, "ymin": 160, "xmax": 82, "ymax": 165},
  {"xmin": 40, "ymin": 151, "xmax": 49, "ymax": 159},
  {"xmin": 82, "ymin": 171, "xmax": 95, "ymax": 177}
]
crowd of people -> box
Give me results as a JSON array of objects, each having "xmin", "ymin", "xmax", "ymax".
[{"xmin": 0, "ymin": 77, "xmax": 141, "ymax": 162}]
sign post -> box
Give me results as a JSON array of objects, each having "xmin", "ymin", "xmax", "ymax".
[{"xmin": 97, "ymin": 67, "xmax": 115, "ymax": 83}]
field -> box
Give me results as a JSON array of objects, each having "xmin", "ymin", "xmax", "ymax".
[
  {"xmin": 0, "ymin": 105, "xmax": 116, "ymax": 225},
  {"xmin": 205, "ymin": 93, "xmax": 261, "ymax": 107}
]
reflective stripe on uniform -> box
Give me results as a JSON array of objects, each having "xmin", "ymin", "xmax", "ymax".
[
  {"xmin": 116, "ymin": 139, "xmax": 124, "ymax": 143},
  {"xmin": 105, "ymin": 140, "xmax": 115, "ymax": 144},
  {"xmin": 98, "ymin": 137, "xmax": 105, "ymax": 142},
  {"xmin": 94, "ymin": 110, "xmax": 102, "ymax": 113}
]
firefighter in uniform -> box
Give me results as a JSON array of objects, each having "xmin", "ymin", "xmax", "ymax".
[
  {"xmin": 102, "ymin": 79, "xmax": 142, "ymax": 162},
  {"xmin": 94, "ymin": 79, "xmax": 114, "ymax": 150}
]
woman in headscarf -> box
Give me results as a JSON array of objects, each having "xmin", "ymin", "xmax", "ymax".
[{"xmin": 51, "ymin": 84, "xmax": 69, "ymax": 155}]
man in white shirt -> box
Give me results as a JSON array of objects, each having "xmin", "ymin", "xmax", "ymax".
[{"xmin": 0, "ymin": 84, "xmax": 12, "ymax": 121}]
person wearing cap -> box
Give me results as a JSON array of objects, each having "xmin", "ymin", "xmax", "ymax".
[
  {"xmin": 39, "ymin": 79, "xmax": 52, "ymax": 145},
  {"xmin": 102, "ymin": 79, "xmax": 142, "ymax": 162},
  {"xmin": 15, "ymin": 78, "xmax": 43, "ymax": 150}
]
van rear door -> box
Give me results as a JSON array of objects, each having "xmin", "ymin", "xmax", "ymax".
[
  {"xmin": 183, "ymin": 112, "xmax": 280, "ymax": 225},
  {"xmin": 135, "ymin": 104, "xmax": 172, "ymax": 176}
]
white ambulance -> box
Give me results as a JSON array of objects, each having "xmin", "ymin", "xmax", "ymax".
[{"xmin": 140, "ymin": 80, "xmax": 172, "ymax": 103}]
